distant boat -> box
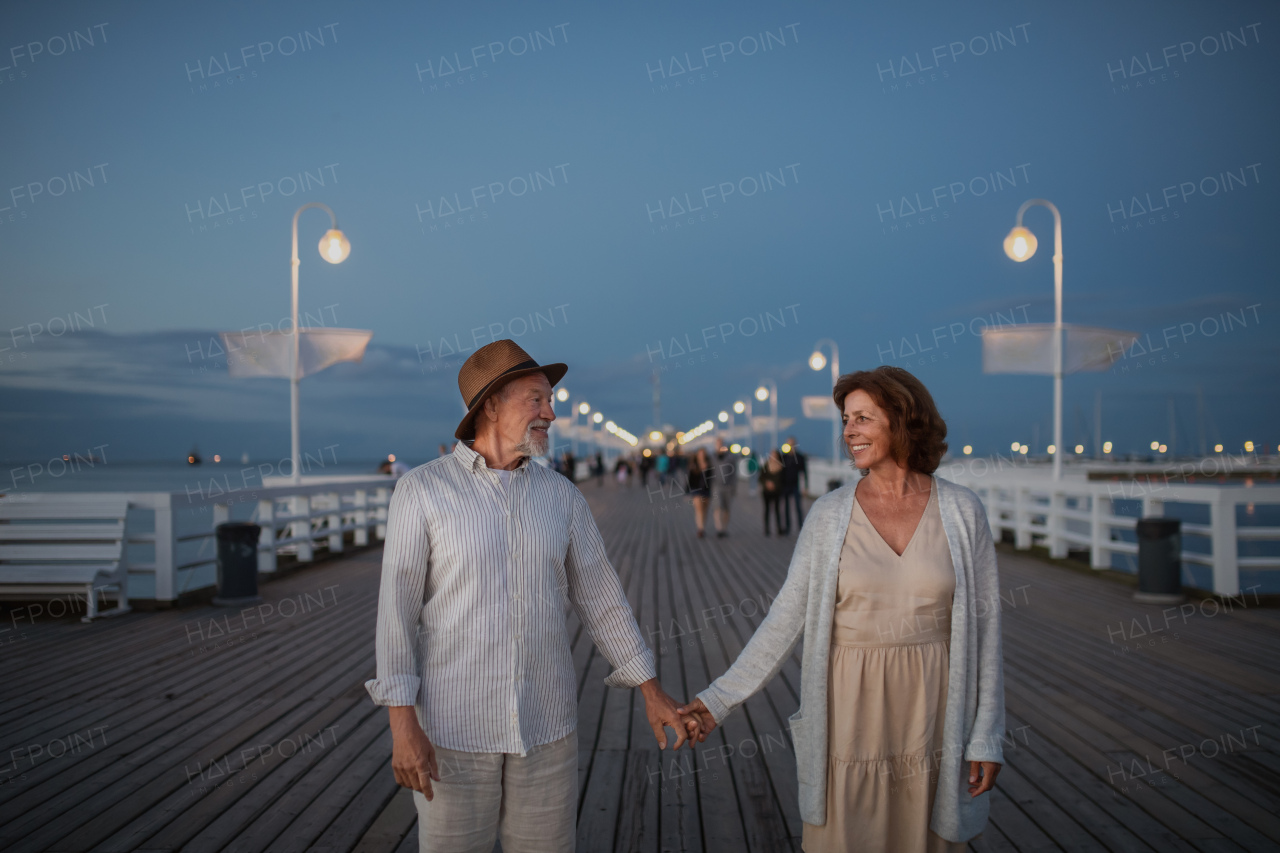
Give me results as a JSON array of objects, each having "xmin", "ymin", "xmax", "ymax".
[{"xmin": 188, "ymin": 446, "xmax": 202, "ymax": 465}]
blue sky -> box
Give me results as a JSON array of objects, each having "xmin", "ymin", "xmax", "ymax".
[{"xmin": 1, "ymin": 0, "xmax": 1276, "ymax": 464}]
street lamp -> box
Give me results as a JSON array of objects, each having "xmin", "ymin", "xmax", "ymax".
[
  {"xmin": 290, "ymin": 202, "xmax": 349, "ymax": 484},
  {"xmin": 737, "ymin": 397, "xmax": 747, "ymax": 450},
  {"xmin": 810, "ymin": 338, "xmax": 840, "ymax": 464},
  {"xmin": 1003, "ymin": 198, "xmax": 1064, "ymax": 481},
  {"xmin": 756, "ymin": 380, "xmax": 778, "ymax": 453},
  {"xmin": 550, "ymin": 387, "xmax": 569, "ymax": 457}
]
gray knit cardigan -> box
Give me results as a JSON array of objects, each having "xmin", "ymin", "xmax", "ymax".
[{"xmin": 696, "ymin": 476, "xmax": 1005, "ymax": 842}]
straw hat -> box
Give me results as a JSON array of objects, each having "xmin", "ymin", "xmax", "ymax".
[{"xmin": 454, "ymin": 340, "xmax": 567, "ymax": 440}]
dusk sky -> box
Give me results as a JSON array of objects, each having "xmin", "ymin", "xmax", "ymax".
[{"xmin": 2, "ymin": 0, "xmax": 1276, "ymax": 465}]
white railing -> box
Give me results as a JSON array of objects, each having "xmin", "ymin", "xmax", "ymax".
[
  {"xmin": 22, "ymin": 477, "xmax": 393, "ymax": 602},
  {"xmin": 805, "ymin": 459, "xmax": 1280, "ymax": 597}
]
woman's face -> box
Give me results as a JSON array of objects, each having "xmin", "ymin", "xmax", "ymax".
[{"xmin": 842, "ymin": 388, "xmax": 895, "ymax": 470}]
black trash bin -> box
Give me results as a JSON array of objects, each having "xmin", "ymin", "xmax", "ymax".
[
  {"xmin": 1134, "ymin": 518, "xmax": 1183, "ymax": 604},
  {"xmin": 214, "ymin": 522, "xmax": 263, "ymax": 606}
]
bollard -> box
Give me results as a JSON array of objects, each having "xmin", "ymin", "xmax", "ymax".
[
  {"xmin": 213, "ymin": 522, "xmax": 263, "ymax": 606},
  {"xmin": 1133, "ymin": 518, "xmax": 1183, "ymax": 604}
]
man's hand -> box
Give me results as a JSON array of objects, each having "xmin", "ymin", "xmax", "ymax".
[
  {"xmin": 968, "ymin": 760, "xmax": 1001, "ymax": 797},
  {"xmin": 389, "ymin": 706, "xmax": 441, "ymax": 799},
  {"xmin": 675, "ymin": 697, "xmax": 717, "ymax": 743},
  {"xmin": 639, "ymin": 679, "xmax": 699, "ymax": 750}
]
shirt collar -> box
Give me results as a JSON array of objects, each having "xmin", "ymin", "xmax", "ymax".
[{"xmin": 454, "ymin": 440, "xmax": 531, "ymax": 474}]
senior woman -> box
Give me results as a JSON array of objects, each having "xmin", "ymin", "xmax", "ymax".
[{"xmin": 679, "ymin": 365, "xmax": 1004, "ymax": 851}]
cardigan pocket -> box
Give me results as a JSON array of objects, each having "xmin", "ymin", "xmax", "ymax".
[{"xmin": 788, "ymin": 709, "xmax": 820, "ymax": 785}]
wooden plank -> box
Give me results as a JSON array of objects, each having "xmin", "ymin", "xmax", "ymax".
[{"xmin": 351, "ymin": 788, "xmax": 417, "ymax": 853}]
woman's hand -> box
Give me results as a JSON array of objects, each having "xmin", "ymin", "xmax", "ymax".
[
  {"xmin": 676, "ymin": 698, "xmax": 717, "ymax": 742},
  {"xmin": 968, "ymin": 761, "xmax": 1000, "ymax": 797}
]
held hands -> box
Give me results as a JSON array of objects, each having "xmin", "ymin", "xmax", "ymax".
[
  {"xmin": 389, "ymin": 706, "xmax": 442, "ymax": 799},
  {"xmin": 968, "ymin": 760, "xmax": 1000, "ymax": 797},
  {"xmin": 675, "ymin": 697, "xmax": 716, "ymax": 743},
  {"xmin": 639, "ymin": 679, "xmax": 705, "ymax": 750}
]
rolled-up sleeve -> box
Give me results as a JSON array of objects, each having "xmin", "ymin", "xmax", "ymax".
[
  {"xmin": 565, "ymin": 491, "xmax": 657, "ymax": 688},
  {"xmin": 364, "ymin": 477, "xmax": 430, "ymax": 706}
]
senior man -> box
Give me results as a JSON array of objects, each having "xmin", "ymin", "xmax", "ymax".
[{"xmin": 366, "ymin": 339, "xmax": 698, "ymax": 853}]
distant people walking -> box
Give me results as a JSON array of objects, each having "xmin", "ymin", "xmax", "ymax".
[
  {"xmin": 561, "ymin": 449, "xmax": 577, "ymax": 483},
  {"xmin": 713, "ymin": 438, "xmax": 738, "ymax": 539},
  {"xmin": 593, "ymin": 452, "xmax": 606, "ymax": 487},
  {"xmin": 759, "ymin": 450, "xmax": 785, "ymax": 536},
  {"xmin": 656, "ymin": 450, "xmax": 671, "ymax": 487},
  {"xmin": 687, "ymin": 447, "xmax": 713, "ymax": 538},
  {"xmin": 614, "ymin": 457, "xmax": 631, "ymax": 486},
  {"xmin": 380, "ymin": 456, "xmax": 410, "ymax": 477},
  {"xmin": 781, "ymin": 437, "xmax": 808, "ymax": 534},
  {"xmin": 638, "ymin": 451, "xmax": 654, "ymax": 487}
]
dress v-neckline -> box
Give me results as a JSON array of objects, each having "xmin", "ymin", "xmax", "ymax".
[{"xmin": 852, "ymin": 477, "xmax": 934, "ymax": 559}]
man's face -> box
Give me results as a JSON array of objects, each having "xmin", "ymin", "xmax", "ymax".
[{"xmin": 486, "ymin": 373, "xmax": 556, "ymax": 456}]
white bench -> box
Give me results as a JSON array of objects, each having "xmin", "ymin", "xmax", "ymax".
[{"xmin": 0, "ymin": 495, "xmax": 132, "ymax": 621}]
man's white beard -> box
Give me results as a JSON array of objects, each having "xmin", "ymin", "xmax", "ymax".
[{"xmin": 516, "ymin": 419, "xmax": 551, "ymax": 456}]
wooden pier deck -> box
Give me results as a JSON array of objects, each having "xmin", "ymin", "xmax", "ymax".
[{"xmin": 1, "ymin": 480, "xmax": 1278, "ymax": 852}]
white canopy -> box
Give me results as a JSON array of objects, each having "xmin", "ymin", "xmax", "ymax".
[
  {"xmin": 219, "ymin": 328, "xmax": 373, "ymax": 379},
  {"xmin": 981, "ymin": 323, "xmax": 1138, "ymax": 375}
]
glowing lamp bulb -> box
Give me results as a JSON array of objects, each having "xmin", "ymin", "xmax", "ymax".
[
  {"xmin": 1002, "ymin": 226, "xmax": 1037, "ymax": 262},
  {"xmin": 319, "ymin": 229, "xmax": 350, "ymax": 264},
  {"xmin": 733, "ymin": 401, "xmax": 745, "ymax": 414},
  {"xmin": 809, "ymin": 351, "xmax": 826, "ymax": 371},
  {"xmin": 755, "ymin": 387, "xmax": 769, "ymax": 401}
]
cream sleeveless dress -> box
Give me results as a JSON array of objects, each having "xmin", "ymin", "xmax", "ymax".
[{"xmin": 802, "ymin": 477, "xmax": 968, "ymax": 853}]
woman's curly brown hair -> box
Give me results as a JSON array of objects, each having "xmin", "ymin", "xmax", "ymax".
[{"xmin": 832, "ymin": 366, "xmax": 948, "ymax": 474}]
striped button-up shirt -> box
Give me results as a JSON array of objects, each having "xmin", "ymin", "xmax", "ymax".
[{"xmin": 365, "ymin": 441, "xmax": 656, "ymax": 755}]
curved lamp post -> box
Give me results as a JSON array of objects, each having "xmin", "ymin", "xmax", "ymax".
[
  {"xmin": 809, "ymin": 338, "xmax": 840, "ymax": 464},
  {"xmin": 1003, "ymin": 198, "xmax": 1062, "ymax": 481},
  {"xmin": 290, "ymin": 202, "xmax": 350, "ymax": 484},
  {"xmin": 756, "ymin": 380, "xmax": 778, "ymax": 454}
]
